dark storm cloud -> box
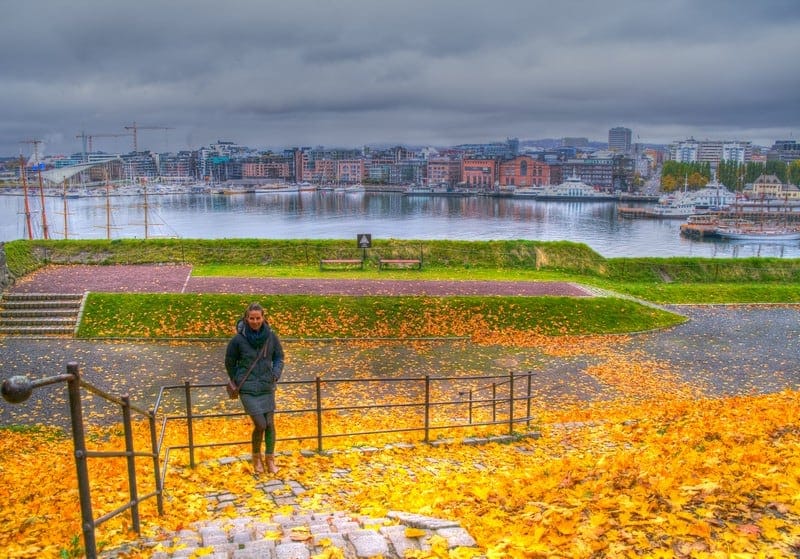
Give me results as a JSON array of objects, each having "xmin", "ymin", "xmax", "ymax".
[{"xmin": 1, "ymin": 0, "xmax": 798, "ymax": 158}]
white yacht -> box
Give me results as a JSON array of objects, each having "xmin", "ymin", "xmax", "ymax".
[
  {"xmin": 648, "ymin": 192, "xmax": 698, "ymax": 218},
  {"xmin": 537, "ymin": 172, "xmax": 613, "ymax": 201}
]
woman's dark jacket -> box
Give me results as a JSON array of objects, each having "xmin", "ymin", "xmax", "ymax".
[{"xmin": 224, "ymin": 320, "xmax": 284, "ymax": 401}]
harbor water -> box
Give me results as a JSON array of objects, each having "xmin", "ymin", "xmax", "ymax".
[{"xmin": 2, "ymin": 190, "xmax": 799, "ymax": 259}]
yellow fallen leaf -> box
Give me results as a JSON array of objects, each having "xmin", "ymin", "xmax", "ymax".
[{"xmin": 404, "ymin": 527, "xmax": 427, "ymax": 538}]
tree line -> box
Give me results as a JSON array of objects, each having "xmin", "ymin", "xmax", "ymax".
[{"xmin": 660, "ymin": 160, "xmax": 800, "ymax": 192}]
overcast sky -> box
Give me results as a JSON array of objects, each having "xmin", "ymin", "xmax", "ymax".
[{"xmin": 2, "ymin": 0, "xmax": 799, "ymax": 159}]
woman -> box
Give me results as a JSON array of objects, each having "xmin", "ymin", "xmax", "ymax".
[{"xmin": 225, "ymin": 302, "xmax": 285, "ymax": 474}]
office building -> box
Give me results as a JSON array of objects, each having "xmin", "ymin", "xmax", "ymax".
[{"xmin": 608, "ymin": 127, "xmax": 632, "ymax": 154}]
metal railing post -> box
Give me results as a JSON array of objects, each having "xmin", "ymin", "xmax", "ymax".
[
  {"xmin": 469, "ymin": 389, "xmax": 474, "ymax": 424},
  {"xmin": 492, "ymin": 382, "xmax": 497, "ymax": 423},
  {"xmin": 121, "ymin": 396, "xmax": 141, "ymax": 534},
  {"xmin": 149, "ymin": 413, "xmax": 164, "ymax": 515},
  {"xmin": 315, "ymin": 376, "xmax": 323, "ymax": 453},
  {"xmin": 508, "ymin": 371, "xmax": 515, "ymax": 435},
  {"xmin": 184, "ymin": 381, "xmax": 195, "ymax": 468},
  {"xmin": 424, "ymin": 375, "xmax": 430, "ymax": 443},
  {"xmin": 526, "ymin": 371, "xmax": 533, "ymax": 428},
  {"xmin": 66, "ymin": 362, "xmax": 97, "ymax": 559}
]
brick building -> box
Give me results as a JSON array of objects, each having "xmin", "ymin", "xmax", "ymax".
[
  {"xmin": 498, "ymin": 155, "xmax": 550, "ymax": 187},
  {"xmin": 461, "ymin": 158, "xmax": 498, "ymax": 189}
]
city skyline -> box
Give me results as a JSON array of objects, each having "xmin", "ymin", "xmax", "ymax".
[{"xmin": 1, "ymin": 0, "xmax": 798, "ymax": 158}]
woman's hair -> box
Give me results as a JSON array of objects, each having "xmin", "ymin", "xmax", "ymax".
[{"xmin": 244, "ymin": 302, "xmax": 265, "ymax": 319}]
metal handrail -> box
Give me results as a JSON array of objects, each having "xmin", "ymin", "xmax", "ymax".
[
  {"xmin": 152, "ymin": 370, "xmax": 538, "ymax": 474},
  {"xmin": 2, "ymin": 366, "xmax": 537, "ymax": 559},
  {"xmin": 1, "ymin": 363, "xmax": 163, "ymax": 559}
]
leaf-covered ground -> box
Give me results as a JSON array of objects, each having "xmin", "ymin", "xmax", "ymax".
[
  {"xmin": 2, "ymin": 266, "xmax": 798, "ymax": 557},
  {"xmin": 2, "ymin": 331, "xmax": 799, "ymax": 558}
]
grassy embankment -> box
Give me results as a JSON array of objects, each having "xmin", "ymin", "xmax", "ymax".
[{"xmin": 4, "ymin": 238, "xmax": 800, "ymax": 339}]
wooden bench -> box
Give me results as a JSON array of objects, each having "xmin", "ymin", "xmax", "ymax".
[
  {"xmin": 319, "ymin": 258, "xmax": 364, "ymax": 270},
  {"xmin": 378, "ymin": 258, "xmax": 422, "ymax": 270}
]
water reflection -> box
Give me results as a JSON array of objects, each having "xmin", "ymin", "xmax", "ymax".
[{"xmin": 2, "ymin": 191, "xmax": 798, "ymax": 259}]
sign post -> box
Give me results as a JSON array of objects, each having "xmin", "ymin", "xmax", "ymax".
[{"xmin": 357, "ymin": 233, "xmax": 371, "ymax": 261}]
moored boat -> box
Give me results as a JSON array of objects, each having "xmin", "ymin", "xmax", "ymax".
[
  {"xmin": 511, "ymin": 186, "xmax": 544, "ymax": 198},
  {"xmin": 680, "ymin": 214, "xmax": 720, "ymax": 238},
  {"xmin": 536, "ymin": 172, "xmax": 613, "ymax": 201},
  {"xmin": 714, "ymin": 222, "xmax": 800, "ymax": 241},
  {"xmin": 342, "ymin": 183, "xmax": 366, "ymax": 193},
  {"xmin": 688, "ymin": 177, "xmax": 737, "ymax": 209},
  {"xmin": 619, "ymin": 191, "xmax": 698, "ymax": 218},
  {"xmin": 402, "ymin": 185, "xmax": 472, "ymax": 197}
]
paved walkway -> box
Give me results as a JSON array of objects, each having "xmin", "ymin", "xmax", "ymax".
[
  {"xmin": 7, "ymin": 263, "xmax": 593, "ymax": 297},
  {"xmin": 104, "ymin": 451, "xmax": 483, "ymax": 559}
]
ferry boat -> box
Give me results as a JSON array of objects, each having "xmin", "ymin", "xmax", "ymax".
[
  {"xmin": 647, "ymin": 194, "xmax": 698, "ymax": 218},
  {"xmin": 536, "ymin": 173, "xmax": 614, "ymax": 201},
  {"xmin": 402, "ymin": 185, "xmax": 472, "ymax": 197},
  {"xmin": 512, "ymin": 186, "xmax": 544, "ymax": 198},
  {"xmin": 689, "ymin": 177, "xmax": 737, "ymax": 209}
]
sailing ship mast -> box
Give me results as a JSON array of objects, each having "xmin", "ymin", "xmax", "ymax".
[
  {"xmin": 18, "ymin": 139, "xmax": 49, "ymax": 239},
  {"xmin": 36, "ymin": 164, "xmax": 50, "ymax": 239},
  {"xmin": 61, "ymin": 178, "xmax": 69, "ymax": 239},
  {"xmin": 19, "ymin": 155, "xmax": 33, "ymax": 240},
  {"xmin": 104, "ymin": 170, "xmax": 112, "ymax": 240},
  {"xmin": 143, "ymin": 183, "xmax": 150, "ymax": 239}
]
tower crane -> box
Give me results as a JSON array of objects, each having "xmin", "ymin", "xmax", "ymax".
[
  {"xmin": 76, "ymin": 131, "xmax": 132, "ymax": 160},
  {"xmin": 123, "ymin": 121, "xmax": 173, "ymax": 152},
  {"xmin": 19, "ymin": 138, "xmax": 43, "ymax": 165}
]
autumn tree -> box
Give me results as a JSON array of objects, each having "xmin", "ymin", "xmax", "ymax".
[
  {"xmin": 660, "ymin": 161, "xmax": 710, "ymax": 191},
  {"xmin": 789, "ymin": 160, "xmax": 800, "ymax": 185},
  {"xmin": 660, "ymin": 174, "xmax": 678, "ymax": 192}
]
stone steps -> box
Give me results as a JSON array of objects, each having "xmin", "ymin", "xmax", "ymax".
[{"xmin": 0, "ymin": 293, "xmax": 84, "ymax": 336}]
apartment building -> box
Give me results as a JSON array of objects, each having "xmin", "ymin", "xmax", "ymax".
[
  {"xmin": 241, "ymin": 160, "xmax": 292, "ymax": 180},
  {"xmin": 397, "ymin": 159, "xmax": 427, "ymax": 185},
  {"xmin": 336, "ymin": 159, "xmax": 365, "ymax": 183},
  {"xmin": 556, "ymin": 154, "xmax": 627, "ymax": 190},
  {"xmin": 427, "ymin": 158, "xmax": 462, "ymax": 187},
  {"xmin": 669, "ymin": 138, "xmax": 753, "ymax": 165},
  {"xmin": 158, "ymin": 151, "xmax": 198, "ymax": 181},
  {"xmin": 767, "ymin": 140, "xmax": 800, "ymax": 163},
  {"xmin": 456, "ymin": 138, "xmax": 518, "ymax": 160}
]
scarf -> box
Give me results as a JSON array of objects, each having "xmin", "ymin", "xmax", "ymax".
[{"xmin": 244, "ymin": 323, "xmax": 268, "ymax": 350}]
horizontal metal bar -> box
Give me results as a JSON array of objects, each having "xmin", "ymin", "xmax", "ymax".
[
  {"xmin": 93, "ymin": 501, "xmax": 137, "ymax": 528},
  {"xmin": 84, "ymin": 450, "xmax": 155, "ymax": 459}
]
